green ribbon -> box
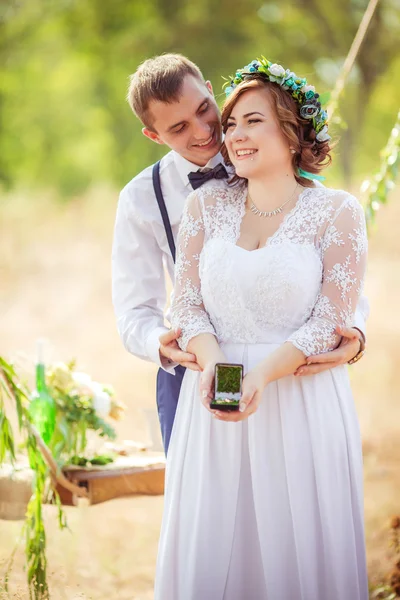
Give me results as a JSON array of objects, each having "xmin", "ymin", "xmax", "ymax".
[{"xmin": 298, "ymin": 168, "xmax": 326, "ymax": 182}]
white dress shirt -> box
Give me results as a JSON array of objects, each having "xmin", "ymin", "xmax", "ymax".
[
  {"xmin": 112, "ymin": 155, "xmax": 369, "ymax": 374},
  {"xmin": 112, "ymin": 150, "xmax": 225, "ymax": 373}
]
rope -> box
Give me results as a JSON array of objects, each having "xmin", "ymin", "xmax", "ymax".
[{"xmin": 327, "ymin": 0, "xmax": 380, "ymax": 119}]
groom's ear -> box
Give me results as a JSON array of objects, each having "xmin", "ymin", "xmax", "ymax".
[
  {"xmin": 142, "ymin": 127, "xmax": 165, "ymax": 145},
  {"xmin": 205, "ymin": 80, "xmax": 214, "ymax": 96}
]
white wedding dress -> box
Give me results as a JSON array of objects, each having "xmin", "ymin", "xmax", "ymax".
[{"xmin": 154, "ymin": 181, "xmax": 369, "ymax": 600}]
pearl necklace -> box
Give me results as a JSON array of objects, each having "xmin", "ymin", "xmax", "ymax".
[{"xmin": 249, "ymin": 184, "xmax": 299, "ymax": 218}]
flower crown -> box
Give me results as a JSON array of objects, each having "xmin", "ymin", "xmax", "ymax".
[{"xmin": 223, "ymin": 57, "xmax": 330, "ymax": 143}]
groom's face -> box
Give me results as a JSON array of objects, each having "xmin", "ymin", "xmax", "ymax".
[{"xmin": 142, "ymin": 75, "xmax": 222, "ymax": 167}]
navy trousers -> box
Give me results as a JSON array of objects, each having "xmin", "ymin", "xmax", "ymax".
[{"xmin": 156, "ymin": 365, "xmax": 186, "ymax": 455}]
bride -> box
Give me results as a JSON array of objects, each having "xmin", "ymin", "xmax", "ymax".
[{"xmin": 154, "ymin": 58, "xmax": 368, "ymax": 600}]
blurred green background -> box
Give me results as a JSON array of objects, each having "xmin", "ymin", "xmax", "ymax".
[{"xmin": 1, "ymin": 0, "xmax": 400, "ymax": 198}]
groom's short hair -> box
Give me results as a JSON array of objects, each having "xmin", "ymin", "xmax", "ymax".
[{"xmin": 127, "ymin": 54, "xmax": 205, "ymax": 129}]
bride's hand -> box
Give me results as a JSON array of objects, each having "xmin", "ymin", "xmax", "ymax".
[
  {"xmin": 212, "ymin": 366, "xmax": 266, "ymax": 422},
  {"xmin": 199, "ymin": 362, "xmax": 216, "ymax": 413}
]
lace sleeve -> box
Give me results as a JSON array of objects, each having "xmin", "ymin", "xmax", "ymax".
[
  {"xmin": 171, "ymin": 190, "xmax": 216, "ymax": 351},
  {"xmin": 288, "ymin": 194, "xmax": 368, "ymax": 357}
]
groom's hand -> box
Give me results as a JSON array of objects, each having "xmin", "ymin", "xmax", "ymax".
[
  {"xmin": 294, "ymin": 326, "xmax": 363, "ymax": 377},
  {"xmin": 159, "ymin": 328, "xmax": 201, "ymax": 371}
]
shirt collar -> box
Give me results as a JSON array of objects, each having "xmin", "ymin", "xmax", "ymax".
[{"xmin": 173, "ymin": 151, "xmax": 225, "ymax": 189}]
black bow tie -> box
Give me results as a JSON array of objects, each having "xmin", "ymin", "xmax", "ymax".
[{"xmin": 188, "ymin": 163, "xmax": 229, "ymax": 190}]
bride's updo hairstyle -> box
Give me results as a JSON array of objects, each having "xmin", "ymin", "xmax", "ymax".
[{"xmin": 221, "ymin": 64, "xmax": 332, "ymax": 188}]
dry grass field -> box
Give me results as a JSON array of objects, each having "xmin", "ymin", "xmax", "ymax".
[{"xmin": 0, "ymin": 183, "xmax": 399, "ymax": 599}]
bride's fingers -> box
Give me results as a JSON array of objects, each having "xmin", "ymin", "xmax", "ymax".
[
  {"xmin": 245, "ymin": 390, "xmax": 260, "ymax": 415},
  {"xmin": 199, "ymin": 366, "xmax": 214, "ymax": 411},
  {"xmin": 201, "ymin": 389, "xmax": 214, "ymax": 412},
  {"xmin": 199, "ymin": 369, "xmax": 214, "ymax": 399},
  {"xmin": 212, "ymin": 388, "xmax": 255, "ymax": 420},
  {"xmin": 239, "ymin": 386, "xmax": 256, "ymax": 413},
  {"xmin": 212, "ymin": 392, "xmax": 260, "ymax": 422},
  {"xmin": 212, "ymin": 410, "xmax": 242, "ymax": 422},
  {"xmin": 213, "ymin": 408, "xmax": 251, "ymax": 422}
]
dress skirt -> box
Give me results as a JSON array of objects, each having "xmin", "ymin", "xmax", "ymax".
[{"xmin": 154, "ymin": 342, "xmax": 368, "ymax": 600}]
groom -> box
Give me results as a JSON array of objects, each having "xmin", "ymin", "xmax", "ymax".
[{"xmin": 112, "ymin": 53, "xmax": 368, "ymax": 454}]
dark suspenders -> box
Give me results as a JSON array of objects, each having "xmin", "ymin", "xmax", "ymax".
[{"xmin": 152, "ymin": 160, "xmax": 176, "ymax": 264}]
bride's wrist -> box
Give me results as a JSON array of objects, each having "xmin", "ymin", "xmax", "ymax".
[
  {"xmin": 254, "ymin": 361, "xmax": 271, "ymax": 387},
  {"xmin": 203, "ymin": 353, "xmax": 226, "ymax": 371}
]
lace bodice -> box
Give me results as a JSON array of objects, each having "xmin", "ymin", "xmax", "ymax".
[{"xmin": 171, "ymin": 181, "xmax": 368, "ymax": 357}]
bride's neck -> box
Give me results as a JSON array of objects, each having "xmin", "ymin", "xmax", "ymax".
[{"xmin": 247, "ymin": 172, "xmax": 301, "ymax": 211}]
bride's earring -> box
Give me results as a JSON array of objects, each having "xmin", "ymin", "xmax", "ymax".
[{"xmin": 290, "ymin": 148, "xmax": 296, "ymax": 154}]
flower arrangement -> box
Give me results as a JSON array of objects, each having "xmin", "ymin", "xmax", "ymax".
[
  {"xmin": 223, "ymin": 56, "xmax": 330, "ymax": 143},
  {"xmin": 45, "ymin": 361, "xmax": 126, "ymax": 466}
]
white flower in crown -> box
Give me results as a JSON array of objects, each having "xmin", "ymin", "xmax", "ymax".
[
  {"xmin": 316, "ymin": 125, "xmax": 331, "ymax": 142},
  {"xmin": 302, "ymin": 84, "xmax": 315, "ymax": 94},
  {"xmin": 269, "ymin": 63, "xmax": 286, "ymax": 77}
]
